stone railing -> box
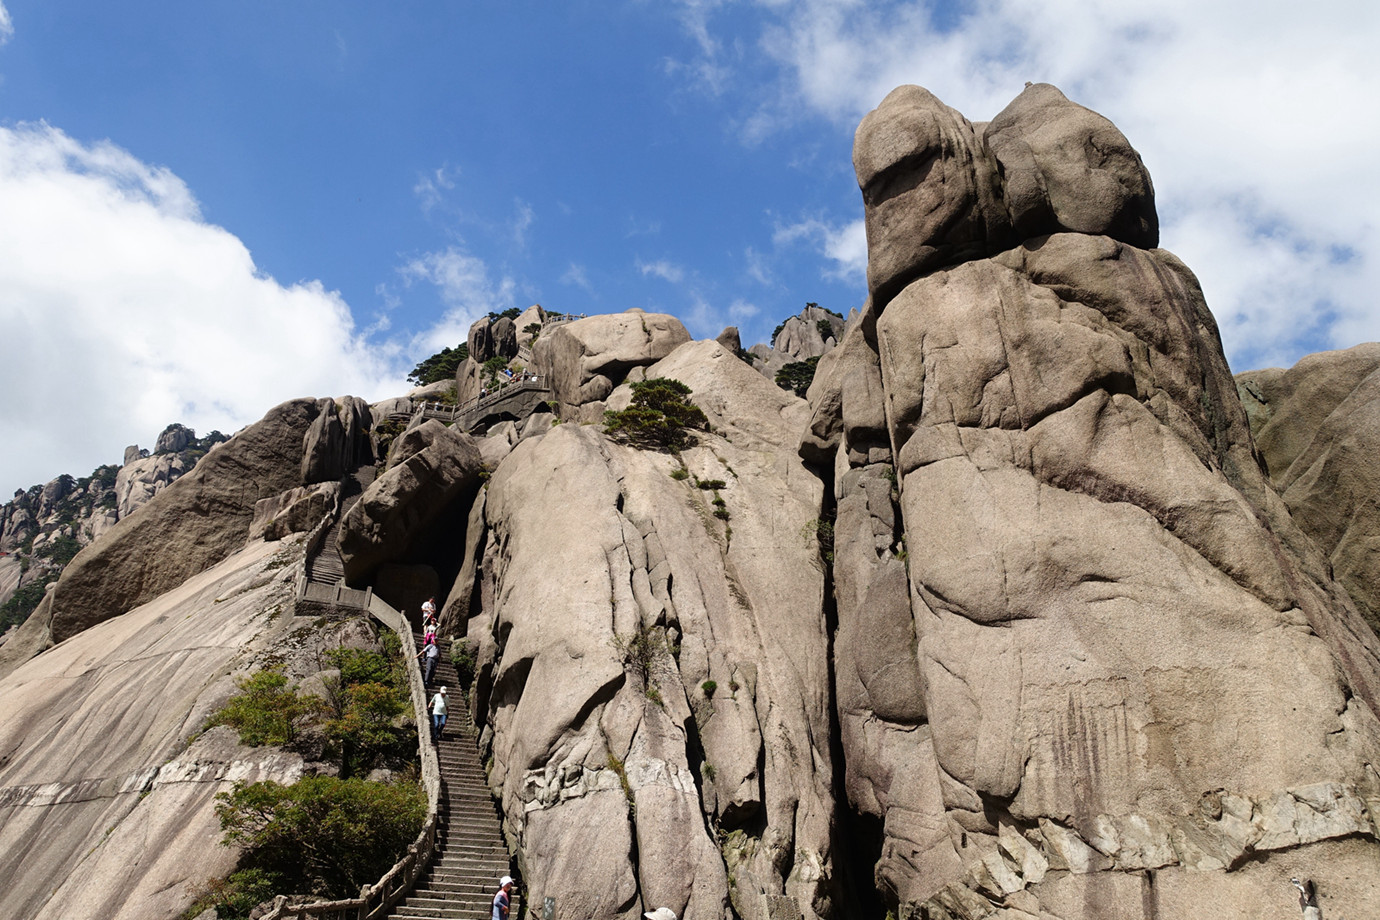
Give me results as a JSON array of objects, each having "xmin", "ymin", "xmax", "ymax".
[{"xmin": 260, "ymin": 595, "xmax": 442, "ymax": 920}]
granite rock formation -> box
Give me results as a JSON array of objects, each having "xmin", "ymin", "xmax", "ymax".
[
  {"xmin": 808, "ymin": 82, "xmax": 1380, "ymax": 919},
  {"xmin": 464, "ymin": 339, "xmax": 834, "ymax": 920},
  {"xmin": 531, "ymin": 309, "xmax": 691, "ymax": 420},
  {"xmin": 1237, "ymin": 343, "xmax": 1380, "ymax": 640}
]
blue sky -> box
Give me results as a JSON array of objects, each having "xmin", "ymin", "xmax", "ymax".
[{"xmin": 1, "ymin": 0, "xmax": 1377, "ymax": 497}]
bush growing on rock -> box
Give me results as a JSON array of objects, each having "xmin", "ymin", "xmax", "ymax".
[
  {"xmin": 603, "ymin": 378, "xmax": 708, "ymax": 452},
  {"xmin": 215, "ymin": 775, "xmax": 425, "ymax": 902},
  {"xmin": 775, "ymin": 356, "xmax": 820, "ymax": 398},
  {"xmin": 210, "ymin": 669, "xmax": 324, "ymax": 747},
  {"xmin": 320, "ymin": 646, "xmax": 411, "ymax": 777},
  {"xmin": 407, "ymin": 344, "xmax": 469, "ymax": 386}
]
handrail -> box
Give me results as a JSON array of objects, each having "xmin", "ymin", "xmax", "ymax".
[{"xmin": 262, "ymin": 594, "xmax": 442, "ymax": 920}]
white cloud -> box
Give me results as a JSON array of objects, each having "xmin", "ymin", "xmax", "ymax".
[
  {"xmin": 398, "ymin": 245, "xmax": 515, "ymax": 353},
  {"xmin": 0, "ymin": 123, "xmax": 405, "ymax": 497},
  {"xmin": 638, "ymin": 258, "xmax": 687, "ymax": 284},
  {"xmin": 0, "ymin": 3, "xmax": 12, "ymax": 45},
  {"xmin": 674, "ymin": 0, "xmax": 1380, "ymax": 370},
  {"xmin": 774, "ymin": 216, "xmax": 867, "ymax": 282},
  {"xmin": 413, "ymin": 164, "xmax": 458, "ymax": 213},
  {"xmin": 561, "ymin": 262, "xmax": 595, "ymax": 295},
  {"xmin": 512, "ymin": 199, "xmax": 535, "ymax": 249}
]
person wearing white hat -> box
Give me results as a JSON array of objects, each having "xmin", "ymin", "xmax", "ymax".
[
  {"xmin": 644, "ymin": 909, "xmax": 678, "ymax": 920},
  {"xmin": 492, "ymin": 875, "xmax": 514, "ymax": 920},
  {"xmin": 428, "ymin": 686, "xmax": 448, "ymax": 744}
]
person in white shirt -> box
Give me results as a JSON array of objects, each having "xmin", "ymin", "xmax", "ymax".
[{"xmin": 428, "ymin": 687, "xmax": 448, "ymax": 744}]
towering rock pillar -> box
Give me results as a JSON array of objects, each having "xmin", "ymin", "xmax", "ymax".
[{"xmin": 809, "ymin": 83, "xmax": 1380, "ymax": 918}]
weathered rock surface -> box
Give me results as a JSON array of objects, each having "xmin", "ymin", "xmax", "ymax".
[
  {"xmin": 0, "ymin": 538, "xmax": 307, "ymax": 920},
  {"xmin": 114, "ymin": 451, "xmax": 191, "ymax": 519},
  {"xmin": 817, "ymin": 83, "xmax": 1380, "ymax": 919},
  {"xmin": 516, "ymin": 304, "xmax": 547, "ymax": 347},
  {"xmin": 0, "ymin": 398, "xmax": 323, "ymax": 678},
  {"xmin": 338, "ymin": 420, "xmax": 484, "ymax": 584},
  {"xmin": 985, "ymin": 82, "xmax": 1157, "ymax": 248},
  {"xmin": 1237, "ymin": 344, "xmax": 1380, "ymax": 639},
  {"xmin": 466, "ymin": 342, "xmax": 834, "ymax": 920},
  {"xmin": 531, "ymin": 309, "xmax": 691, "ymax": 415},
  {"xmin": 469, "ymin": 314, "xmax": 520, "ymax": 363},
  {"xmin": 248, "ymin": 481, "xmax": 339, "ymax": 542},
  {"xmin": 855, "ymin": 82, "xmax": 1157, "ymax": 312},
  {"xmin": 300, "ymin": 395, "xmax": 374, "ymax": 484}
]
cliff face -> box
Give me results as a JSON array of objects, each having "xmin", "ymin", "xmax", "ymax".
[
  {"xmin": 807, "ymin": 82, "xmax": 1380, "ymax": 918},
  {"xmin": 1, "ymin": 81, "xmax": 1379, "ymax": 920}
]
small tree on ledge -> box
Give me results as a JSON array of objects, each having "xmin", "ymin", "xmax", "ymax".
[{"xmin": 604, "ymin": 378, "xmax": 708, "ymax": 452}]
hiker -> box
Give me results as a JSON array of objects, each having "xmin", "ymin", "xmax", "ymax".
[
  {"xmin": 428, "ymin": 686, "xmax": 448, "ymax": 744},
  {"xmin": 644, "ymin": 908, "xmax": 677, "ymax": 920},
  {"xmin": 422, "ymin": 596, "xmax": 437, "ymax": 620},
  {"xmin": 492, "ymin": 875, "xmax": 514, "ymax": 920},
  {"xmin": 418, "ymin": 638, "xmax": 440, "ymax": 686}
]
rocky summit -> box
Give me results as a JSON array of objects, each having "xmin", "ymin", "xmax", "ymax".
[{"xmin": 1, "ymin": 83, "xmax": 1379, "ymax": 920}]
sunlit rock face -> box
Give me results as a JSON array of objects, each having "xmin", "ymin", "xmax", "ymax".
[
  {"xmin": 465, "ymin": 341, "xmax": 836, "ymax": 920},
  {"xmin": 810, "ymin": 82, "xmax": 1380, "ymax": 918}
]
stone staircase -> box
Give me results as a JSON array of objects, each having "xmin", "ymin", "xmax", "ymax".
[
  {"xmin": 305, "ymin": 465, "xmax": 376, "ymax": 586},
  {"xmin": 389, "ymin": 634, "xmax": 519, "ymax": 920}
]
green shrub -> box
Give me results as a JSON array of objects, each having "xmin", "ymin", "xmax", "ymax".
[
  {"xmin": 603, "ymin": 378, "xmax": 708, "ymax": 452},
  {"xmin": 701, "ymin": 680, "xmax": 717, "ymax": 697},
  {"xmin": 713, "ymin": 508, "xmax": 731, "ymax": 521},
  {"xmin": 216, "ymin": 776, "xmax": 425, "ymax": 899},
  {"xmin": 35, "ymin": 535, "xmax": 81, "ymax": 566},
  {"xmin": 802, "ymin": 518, "xmax": 835, "ymax": 564},
  {"xmin": 183, "ymin": 868, "xmax": 280, "ymax": 920},
  {"xmin": 775, "ymin": 356, "xmax": 821, "ymax": 398},
  {"xmin": 669, "ymin": 467, "xmax": 689, "ymax": 481},
  {"xmin": 695, "ymin": 478, "xmax": 726, "ymax": 490},
  {"xmin": 488, "ymin": 307, "xmax": 521, "ymax": 320},
  {"xmin": 452, "ymin": 639, "xmax": 478, "ymax": 690},
  {"xmin": 612, "ymin": 624, "xmax": 661, "ymax": 685},
  {"xmin": 816, "ymin": 318, "xmax": 835, "ymax": 341},
  {"xmin": 323, "ymin": 681, "xmax": 409, "ymax": 777},
  {"xmin": 407, "ymin": 344, "xmax": 470, "ymax": 386},
  {"xmin": 210, "ymin": 669, "xmax": 324, "ymax": 747},
  {"xmin": 0, "ymin": 574, "xmax": 58, "ymax": 631},
  {"xmin": 321, "ymin": 646, "xmax": 410, "ymax": 776}
]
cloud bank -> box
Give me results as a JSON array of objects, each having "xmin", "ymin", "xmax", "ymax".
[{"xmin": 0, "ymin": 124, "xmax": 406, "ymax": 497}]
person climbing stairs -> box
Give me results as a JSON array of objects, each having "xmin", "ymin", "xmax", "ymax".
[{"xmin": 389, "ymin": 632, "xmax": 520, "ymax": 920}]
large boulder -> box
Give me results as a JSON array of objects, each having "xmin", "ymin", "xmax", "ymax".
[
  {"xmin": 300, "ymin": 395, "xmax": 374, "ymax": 484},
  {"xmin": 469, "ymin": 343, "xmax": 834, "ymax": 919},
  {"xmin": 854, "ymin": 82, "xmax": 1159, "ymax": 312},
  {"xmin": 854, "ymin": 85, "xmax": 1012, "ymax": 310},
  {"xmin": 338, "ymin": 420, "xmax": 484, "ymax": 584},
  {"xmin": 828, "ymin": 84, "xmax": 1380, "ymax": 919},
  {"xmin": 985, "ymin": 82, "xmax": 1158, "ymax": 248},
  {"xmin": 114, "ymin": 452, "xmax": 191, "ymax": 519},
  {"xmin": 469, "ymin": 315, "xmax": 520, "ymax": 363},
  {"xmin": 0, "ymin": 398, "xmax": 324, "ymax": 678},
  {"xmin": 531, "ymin": 309, "xmax": 690, "ymax": 416}
]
